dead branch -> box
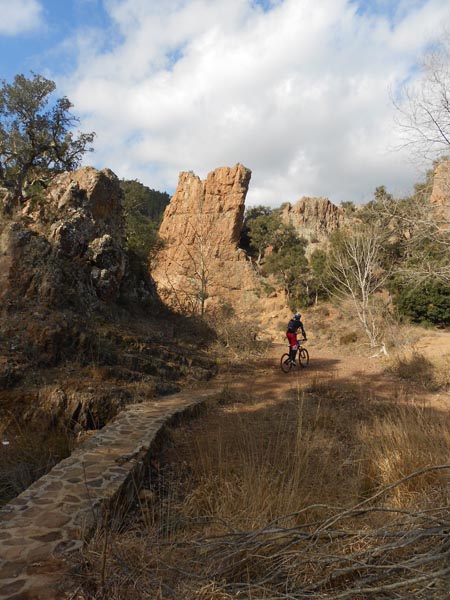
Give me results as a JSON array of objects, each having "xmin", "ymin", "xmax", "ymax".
[{"xmin": 152, "ymin": 465, "xmax": 450, "ymax": 599}]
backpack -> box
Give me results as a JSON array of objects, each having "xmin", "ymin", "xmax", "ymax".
[{"xmin": 287, "ymin": 319, "xmax": 297, "ymax": 333}]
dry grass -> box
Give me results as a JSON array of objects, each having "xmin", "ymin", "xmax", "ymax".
[
  {"xmin": 386, "ymin": 351, "xmax": 436, "ymax": 388},
  {"xmin": 70, "ymin": 377, "xmax": 450, "ymax": 599},
  {"xmin": 386, "ymin": 350, "xmax": 450, "ymax": 391},
  {"xmin": 0, "ymin": 422, "xmax": 73, "ymax": 505},
  {"xmin": 359, "ymin": 404, "xmax": 450, "ymax": 504}
]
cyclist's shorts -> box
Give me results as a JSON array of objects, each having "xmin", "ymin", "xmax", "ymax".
[{"xmin": 286, "ymin": 332, "xmax": 298, "ymax": 350}]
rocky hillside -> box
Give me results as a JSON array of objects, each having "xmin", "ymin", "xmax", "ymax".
[
  {"xmin": 152, "ymin": 166, "xmax": 351, "ymax": 323},
  {"xmin": 0, "ymin": 167, "xmax": 215, "ymax": 433},
  {"xmin": 281, "ymin": 196, "xmax": 345, "ymax": 251}
]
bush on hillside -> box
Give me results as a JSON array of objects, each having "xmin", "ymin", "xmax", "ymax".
[
  {"xmin": 120, "ymin": 179, "xmax": 170, "ymax": 262},
  {"xmin": 393, "ymin": 280, "xmax": 450, "ymax": 326},
  {"xmin": 206, "ymin": 303, "xmax": 267, "ymax": 358}
]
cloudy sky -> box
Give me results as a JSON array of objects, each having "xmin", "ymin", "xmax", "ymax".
[{"xmin": 1, "ymin": 0, "xmax": 449, "ymax": 206}]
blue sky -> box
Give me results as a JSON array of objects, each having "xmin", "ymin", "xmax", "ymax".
[
  {"xmin": 1, "ymin": 0, "xmax": 450, "ymax": 205},
  {"xmin": 0, "ymin": 0, "xmax": 113, "ymax": 80}
]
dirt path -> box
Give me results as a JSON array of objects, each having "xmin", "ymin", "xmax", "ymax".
[
  {"xmin": 62, "ymin": 333, "xmax": 450, "ymax": 599},
  {"xmin": 218, "ymin": 336, "xmax": 450, "ymax": 412}
]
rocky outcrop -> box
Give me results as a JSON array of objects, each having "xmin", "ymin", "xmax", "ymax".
[
  {"xmin": 0, "ymin": 167, "xmax": 159, "ymax": 386},
  {"xmin": 281, "ymin": 197, "xmax": 344, "ymax": 249},
  {"xmin": 1, "ymin": 168, "xmax": 124, "ymax": 308},
  {"xmin": 153, "ymin": 164, "xmax": 263, "ymax": 315},
  {"xmin": 430, "ymin": 161, "xmax": 450, "ymax": 206}
]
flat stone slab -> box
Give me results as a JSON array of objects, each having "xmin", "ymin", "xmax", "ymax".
[{"xmin": 0, "ymin": 389, "xmax": 213, "ymax": 599}]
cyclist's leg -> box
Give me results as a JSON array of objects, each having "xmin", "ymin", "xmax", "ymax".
[
  {"xmin": 281, "ymin": 353, "xmax": 292, "ymax": 372},
  {"xmin": 287, "ymin": 333, "xmax": 298, "ymax": 362},
  {"xmin": 291, "ymin": 339, "xmax": 299, "ymax": 362}
]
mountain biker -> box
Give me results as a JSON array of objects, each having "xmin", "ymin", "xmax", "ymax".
[{"xmin": 286, "ymin": 312, "xmax": 307, "ymax": 365}]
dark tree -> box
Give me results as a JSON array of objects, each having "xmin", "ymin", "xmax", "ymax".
[
  {"xmin": 0, "ymin": 73, "xmax": 95, "ymax": 198},
  {"xmin": 120, "ymin": 179, "xmax": 169, "ymax": 262}
]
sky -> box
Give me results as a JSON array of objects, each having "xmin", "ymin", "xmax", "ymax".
[{"xmin": 1, "ymin": 0, "xmax": 450, "ymax": 207}]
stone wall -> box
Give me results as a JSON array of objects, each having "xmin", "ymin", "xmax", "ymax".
[{"xmin": 0, "ymin": 389, "xmax": 214, "ymax": 600}]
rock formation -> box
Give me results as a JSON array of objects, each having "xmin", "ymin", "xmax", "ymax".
[
  {"xmin": 430, "ymin": 161, "xmax": 450, "ymax": 206},
  {"xmin": 153, "ymin": 164, "xmax": 264, "ymax": 315},
  {"xmin": 0, "ymin": 167, "xmax": 164, "ymax": 389},
  {"xmin": 281, "ymin": 196, "xmax": 344, "ymax": 250},
  {"xmin": 0, "ymin": 167, "xmax": 152, "ymax": 311}
]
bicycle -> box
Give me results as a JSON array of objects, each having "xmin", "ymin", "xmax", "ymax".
[{"xmin": 280, "ymin": 340, "xmax": 309, "ymax": 373}]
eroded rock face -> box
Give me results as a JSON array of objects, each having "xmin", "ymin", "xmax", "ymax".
[
  {"xmin": 0, "ymin": 167, "xmax": 157, "ymax": 382},
  {"xmin": 281, "ymin": 196, "xmax": 344, "ymax": 249},
  {"xmin": 153, "ymin": 164, "xmax": 262, "ymax": 314},
  {"xmin": 430, "ymin": 161, "xmax": 450, "ymax": 207},
  {"xmin": 48, "ymin": 167, "xmax": 124, "ymax": 238},
  {"xmin": 1, "ymin": 167, "xmax": 156, "ymax": 311}
]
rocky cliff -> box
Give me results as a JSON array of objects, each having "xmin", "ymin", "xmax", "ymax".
[
  {"xmin": 0, "ymin": 167, "xmax": 215, "ymax": 431},
  {"xmin": 0, "ymin": 167, "xmax": 158, "ymax": 312},
  {"xmin": 153, "ymin": 164, "xmax": 265, "ymax": 315},
  {"xmin": 281, "ymin": 196, "xmax": 344, "ymax": 250},
  {"xmin": 430, "ymin": 161, "xmax": 450, "ymax": 207}
]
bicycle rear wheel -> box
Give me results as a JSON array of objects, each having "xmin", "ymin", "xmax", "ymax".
[
  {"xmin": 299, "ymin": 347, "xmax": 309, "ymax": 367},
  {"xmin": 280, "ymin": 353, "xmax": 292, "ymax": 373}
]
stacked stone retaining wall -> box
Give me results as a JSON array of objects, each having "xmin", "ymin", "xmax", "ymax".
[{"xmin": 0, "ymin": 390, "xmax": 213, "ymax": 599}]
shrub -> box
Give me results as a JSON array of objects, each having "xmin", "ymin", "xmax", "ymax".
[
  {"xmin": 393, "ymin": 280, "xmax": 450, "ymax": 326},
  {"xmin": 386, "ymin": 351, "xmax": 437, "ymax": 389},
  {"xmin": 339, "ymin": 331, "xmax": 359, "ymax": 345},
  {"xmin": 205, "ymin": 303, "xmax": 267, "ymax": 358}
]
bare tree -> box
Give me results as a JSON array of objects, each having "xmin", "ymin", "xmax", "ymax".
[
  {"xmin": 395, "ymin": 36, "xmax": 450, "ymax": 160},
  {"xmin": 362, "ymin": 172, "xmax": 450, "ymax": 286},
  {"xmin": 326, "ymin": 226, "xmax": 391, "ymax": 349},
  {"xmin": 158, "ymin": 197, "xmax": 216, "ymax": 317},
  {"xmin": 182, "ymin": 206, "xmax": 215, "ymax": 316},
  {"xmin": 392, "ymin": 33, "xmax": 450, "ymax": 286}
]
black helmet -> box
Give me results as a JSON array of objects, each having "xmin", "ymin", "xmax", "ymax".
[{"xmin": 294, "ymin": 312, "xmax": 301, "ymax": 319}]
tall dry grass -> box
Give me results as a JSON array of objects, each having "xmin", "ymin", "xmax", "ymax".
[
  {"xmin": 359, "ymin": 404, "xmax": 450, "ymax": 505},
  {"xmin": 0, "ymin": 422, "xmax": 74, "ymax": 505},
  {"xmin": 387, "ymin": 349, "xmax": 450, "ymax": 391},
  {"xmin": 70, "ymin": 379, "xmax": 450, "ymax": 599}
]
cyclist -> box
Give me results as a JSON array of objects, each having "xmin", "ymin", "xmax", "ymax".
[{"xmin": 286, "ymin": 312, "xmax": 307, "ymax": 365}]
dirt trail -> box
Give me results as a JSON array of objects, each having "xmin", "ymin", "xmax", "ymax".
[{"xmin": 220, "ymin": 335, "xmax": 450, "ymax": 411}]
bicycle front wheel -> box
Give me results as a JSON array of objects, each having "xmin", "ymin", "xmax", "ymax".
[
  {"xmin": 299, "ymin": 348, "xmax": 309, "ymax": 367},
  {"xmin": 280, "ymin": 353, "xmax": 292, "ymax": 373}
]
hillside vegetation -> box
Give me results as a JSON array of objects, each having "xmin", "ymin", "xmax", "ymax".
[{"xmin": 241, "ymin": 163, "xmax": 450, "ymax": 349}]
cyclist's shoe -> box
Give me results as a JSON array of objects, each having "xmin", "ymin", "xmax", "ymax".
[{"xmin": 290, "ymin": 360, "xmax": 297, "ymax": 366}]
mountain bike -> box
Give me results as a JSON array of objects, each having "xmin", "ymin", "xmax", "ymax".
[{"xmin": 280, "ymin": 341, "xmax": 309, "ymax": 373}]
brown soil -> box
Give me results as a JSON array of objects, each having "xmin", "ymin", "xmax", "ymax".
[{"xmin": 219, "ymin": 330, "xmax": 450, "ymax": 412}]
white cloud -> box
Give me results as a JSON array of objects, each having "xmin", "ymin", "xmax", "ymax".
[
  {"xmin": 61, "ymin": 0, "xmax": 450, "ymax": 206},
  {"xmin": 0, "ymin": 0, "xmax": 43, "ymax": 35}
]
